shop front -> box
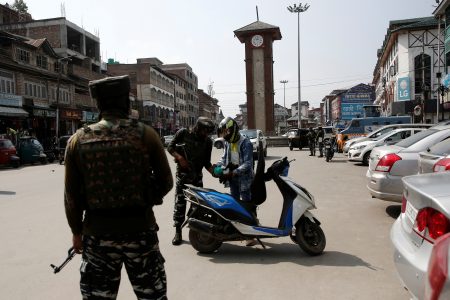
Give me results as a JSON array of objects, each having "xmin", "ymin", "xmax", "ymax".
[
  {"xmin": 0, "ymin": 94, "xmax": 28, "ymax": 138},
  {"xmin": 60, "ymin": 108, "xmax": 82, "ymax": 135}
]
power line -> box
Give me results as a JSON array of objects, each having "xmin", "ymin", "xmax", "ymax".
[{"xmin": 214, "ymin": 76, "xmax": 372, "ymax": 95}]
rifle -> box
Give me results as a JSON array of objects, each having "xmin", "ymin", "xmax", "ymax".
[{"xmin": 50, "ymin": 247, "xmax": 76, "ymax": 274}]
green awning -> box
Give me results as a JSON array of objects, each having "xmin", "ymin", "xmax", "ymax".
[{"xmin": 0, "ymin": 106, "xmax": 29, "ymax": 117}]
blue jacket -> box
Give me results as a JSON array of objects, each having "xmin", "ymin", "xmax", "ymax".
[{"xmin": 217, "ymin": 134, "xmax": 254, "ymax": 190}]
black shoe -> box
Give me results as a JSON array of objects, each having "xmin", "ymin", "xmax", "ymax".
[
  {"xmin": 172, "ymin": 228, "xmax": 182, "ymax": 245},
  {"xmin": 309, "ymin": 154, "xmax": 313, "ymax": 156},
  {"xmin": 318, "ymin": 155, "xmax": 323, "ymax": 157}
]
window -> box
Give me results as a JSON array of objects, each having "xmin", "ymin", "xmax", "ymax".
[
  {"xmin": 414, "ymin": 54, "xmax": 431, "ymax": 94},
  {"xmin": 16, "ymin": 48, "xmax": 30, "ymax": 63},
  {"xmin": 24, "ymin": 81, "xmax": 48, "ymax": 99},
  {"xmin": 0, "ymin": 70, "xmax": 15, "ymax": 94},
  {"xmin": 37, "ymin": 55, "xmax": 48, "ymax": 69}
]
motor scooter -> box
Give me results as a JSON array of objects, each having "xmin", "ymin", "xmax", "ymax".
[{"xmin": 182, "ymin": 150, "xmax": 326, "ymax": 256}]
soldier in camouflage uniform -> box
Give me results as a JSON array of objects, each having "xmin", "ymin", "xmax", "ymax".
[
  {"xmin": 306, "ymin": 127, "xmax": 316, "ymax": 156},
  {"xmin": 316, "ymin": 126, "xmax": 325, "ymax": 157},
  {"xmin": 64, "ymin": 75, "xmax": 173, "ymax": 300},
  {"xmin": 167, "ymin": 117, "xmax": 215, "ymax": 245}
]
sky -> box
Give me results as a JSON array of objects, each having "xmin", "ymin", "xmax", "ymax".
[{"xmin": 18, "ymin": 0, "xmax": 440, "ymax": 117}]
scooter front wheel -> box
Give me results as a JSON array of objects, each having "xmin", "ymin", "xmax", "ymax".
[
  {"xmin": 296, "ymin": 218, "xmax": 326, "ymax": 256},
  {"xmin": 189, "ymin": 229, "xmax": 222, "ymax": 254}
]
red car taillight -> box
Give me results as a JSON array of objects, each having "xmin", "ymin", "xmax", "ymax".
[
  {"xmin": 425, "ymin": 233, "xmax": 450, "ymax": 300},
  {"xmin": 375, "ymin": 153, "xmax": 402, "ymax": 172},
  {"xmin": 414, "ymin": 207, "xmax": 450, "ymax": 242},
  {"xmin": 433, "ymin": 158, "xmax": 450, "ymax": 173}
]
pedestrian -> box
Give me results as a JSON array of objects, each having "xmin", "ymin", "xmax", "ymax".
[
  {"xmin": 306, "ymin": 127, "xmax": 316, "ymax": 156},
  {"xmin": 214, "ymin": 117, "xmax": 256, "ymax": 246},
  {"xmin": 167, "ymin": 117, "xmax": 216, "ymax": 246},
  {"xmin": 64, "ymin": 75, "xmax": 173, "ymax": 300},
  {"xmin": 316, "ymin": 126, "xmax": 325, "ymax": 157}
]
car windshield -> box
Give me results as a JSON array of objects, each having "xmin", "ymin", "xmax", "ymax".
[
  {"xmin": 373, "ymin": 130, "xmax": 397, "ymax": 141},
  {"xmin": 428, "ymin": 138, "xmax": 450, "ymax": 155},
  {"xmin": 369, "ymin": 127, "xmax": 394, "ymax": 138},
  {"xmin": 240, "ymin": 130, "xmax": 257, "ymax": 139},
  {"xmin": 395, "ymin": 129, "xmax": 438, "ymax": 148},
  {"xmin": 0, "ymin": 140, "xmax": 13, "ymax": 148}
]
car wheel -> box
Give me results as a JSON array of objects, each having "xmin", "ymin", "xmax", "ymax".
[
  {"xmin": 362, "ymin": 151, "xmax": 371, "ymax": 166},
  {"xmin": 289, "ymin": 142, "xmax": 293, "ymax": 151}
]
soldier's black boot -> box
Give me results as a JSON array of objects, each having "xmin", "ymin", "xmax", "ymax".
[{"xmin": 172, "ymin": 227, "xmax": 182, "ymax": 246}]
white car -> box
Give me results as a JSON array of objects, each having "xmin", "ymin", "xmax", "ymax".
[
  {"xmin": 343, "ymin": 123, "xmax": 432, "ymax": 153},
  {"xmin": 391, "ymin": 172, "xmax": 450, "ymax": 299},
  {"xmin": 348, "ymin": 128, "xmax": 424, "ymax": 165},
  {"xmin": 241, "ymin": 129, "xmax": 267, "ymax": 157}
]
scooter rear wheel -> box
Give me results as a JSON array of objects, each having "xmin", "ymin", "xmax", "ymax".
[
  {"xmin": 295, "ymin": 218, "xmax": 326, "ymax": 256},
  {"xmin": 189, "ymin": 229, "xmax": 222, "ymax": 254}
]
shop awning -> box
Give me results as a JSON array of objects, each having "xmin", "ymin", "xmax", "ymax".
[{"xmin": 0, "ymin": 106, "xmax": 29, "ymax": 117}]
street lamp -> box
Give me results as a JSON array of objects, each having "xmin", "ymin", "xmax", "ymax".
[
  {"xmin": 287, "ymin": 3, "xmax": 309, "ymax": 129},
  {"xmin": 280, "ymin": 80, "xmax": 288, "ymax": 133},
  {"xmin": 55, "ymin": 55, "xmax": 75, "ymax": 140}
]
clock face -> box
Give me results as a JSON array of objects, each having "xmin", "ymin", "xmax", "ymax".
[{"xmin": 251, "ymin": 34, "xmax": 264, "ymax": 47}]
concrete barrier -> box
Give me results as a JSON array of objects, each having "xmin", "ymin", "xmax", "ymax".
[{"xmin": 266, "ymin": 136, "xmax": 289, "ymax": 147}]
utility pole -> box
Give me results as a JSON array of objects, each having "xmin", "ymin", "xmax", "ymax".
[
  {"xmin": 287, "ymin": 3, "xmax": 310, "ymax": 129},
  {"xmin": 280, "ymin": 80, "xmax": 288, "ymax": 133}
]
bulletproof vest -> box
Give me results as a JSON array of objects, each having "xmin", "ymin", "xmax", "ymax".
[{"xmin": 77, "ymin": 119, "xmax": 150, "ymax": 210}]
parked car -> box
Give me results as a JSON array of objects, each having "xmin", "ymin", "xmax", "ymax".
[
  {"xmin": 366, "ymin": 127, "xmax": 450, "ymax": 202},
  {"xmin": 16, "ymin": 136, "xmax": 47, "ymax": 165},
  {"xmin": 343, "ymin": 123, "xmax": 432, "ymax": 153},
  {"xmin": 0, "ymin": 138, "xmax": 20, "ymax": 168},
  {"xmin": 391, "ymin": 172, "xmax": 450, "ymax": 299},
  {"xmin": 240, "ymin": 129, "xmax": 267, "ymax": 157},
  {"xmin": 163, "ymin": 135, "xmax": 174, "ymax": 147},
  {"xmin": 424, "ymin": 232, "xmax": 450, "ymax": 300},
  {"xmin": 348, "ymin": 128, "xmax": 424, "ymax": 165},
  {"xmin": 287, "ymin": 128, "xmax": 309, "ymax": 150},
  {"xmin": 418, "ymin": 138, "xmax": 450, "ymax": 174}
]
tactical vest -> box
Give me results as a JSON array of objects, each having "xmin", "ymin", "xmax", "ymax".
[
  {"xmin": 77, "ymin": 119, "xmax": 151, "ymax": 210},
  {"xmin": 177, "ymin": 129, "xmax": 210, "ymax": 175}
]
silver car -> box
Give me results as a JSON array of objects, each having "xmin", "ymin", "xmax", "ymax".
[
  {"xmin": 418, "ymin": 139, "xmax": 450, "ymax": 174},
  {"xmin": 391, "ymin": 172, "xmax": 450, "ymax": 299},
  {"xmin": 343, "ymin": 123, "xmax": 432, "ymax": 153},
  {"xmin": 366, "ymin": 127, "xmax": 450, "ymax": 202},
  {"xmin": 348, "ymin": 128, "xmax": 423, "ymax": 165}
]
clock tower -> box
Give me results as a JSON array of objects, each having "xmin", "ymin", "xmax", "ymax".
[{"xmin": 234, "ymin": 21, "xmax": 282, "ymax": 134}]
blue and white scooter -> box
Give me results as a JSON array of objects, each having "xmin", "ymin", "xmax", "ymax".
[{"xmin": 182, "ymin": 152, "xmax": 326, "ymax": 256}]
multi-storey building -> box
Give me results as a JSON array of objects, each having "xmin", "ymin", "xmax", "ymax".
[
  {"xmin": 107, "ymin": 57, "xmax": 175, "ymax": 135},
  {"xmin": 198, "ymin": 89, "xmax": 220, "ymax": 126},
  {"xmin": 372, "ymin": 17, "xmax": 444, "ymax": 123},
  {"xmin": 160, "ymin": 63, "xmax": 199, "ymax": 129},
  {"xmin": 433, "ymin": 2, "xmax": 450, "ymax": 121},
  {"xmin": 0, "ymin": 14, "xmax": 104, "ymax": 135},
  {"xmin": 0, "ymin": 30, "xmax": 74, "ymax": 146}
]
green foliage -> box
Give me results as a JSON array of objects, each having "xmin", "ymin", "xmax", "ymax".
[{"xmin": 12, "ymin": 0, "xmax": 28, "ymax": 13}]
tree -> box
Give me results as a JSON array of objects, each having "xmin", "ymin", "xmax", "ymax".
[{"xmin": 12, "ymin": 0, "xmax": 28, "ymax": 13}]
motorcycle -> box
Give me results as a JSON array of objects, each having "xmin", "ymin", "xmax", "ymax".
[
  {"xmin": 182, "ymin": 155, "xmax": 326, "ymax": 256},
  {"xmin": 324, "ymin": 137, "xmax": 336, "ymax": 162}
]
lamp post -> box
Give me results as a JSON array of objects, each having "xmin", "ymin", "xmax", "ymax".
[
  {"xmin": 280, "ymin": 80, "xmax": 288, "ymax": 132},
  {"xmin": 287, "ymin": 3, "xmax": 309, "ymax": 129},
  {"xmin": 55, "ymin": 55, "xmax": 74, "ymax": 140}
]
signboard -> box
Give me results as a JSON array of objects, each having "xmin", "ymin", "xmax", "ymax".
[
  {"xmin": 33, "ymin": 108, "xmax": 56, "ymax": 118},
  {"xmin": 341, "ymin": 103, "xmax": 365, "ymax": 120},
  {"xmin": 60, "ymin": 109, "xmax": 82, "ymax": 120},
  {"xmin": 82, "ymin": 111, "xmax": 99, "ymax": 123},
  {"xmin": 397, "ymin": 77, "xmax": 410, "ymax": 101},
  {"xmin": 442, "ymin": 74, "xmax": 450, "ymax": 88},
  {"xmin": 341, "ymin": 84, "xmax": 375, "ymax": 103},
  {"xmin": 0, "ymin": 94, "xmax": 22, "ymax": 107}
]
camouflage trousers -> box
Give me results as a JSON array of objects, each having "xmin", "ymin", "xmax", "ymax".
[
  {"xmin": 173, "ymin": 173, "xmax": 203, "ymax": 227},
  {"xmin": 80, "ymin": 231, "xmax": 167, "ymax": 300}
]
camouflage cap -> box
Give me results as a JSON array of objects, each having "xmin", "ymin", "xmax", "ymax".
[{"xmin": 89, "ymin": 75, "xmax": 130, "ymax": 112}]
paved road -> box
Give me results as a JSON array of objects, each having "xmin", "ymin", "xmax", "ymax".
[{"xmin": 0, "ymin": 147, "xmax": 408, "ymax": 299}]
